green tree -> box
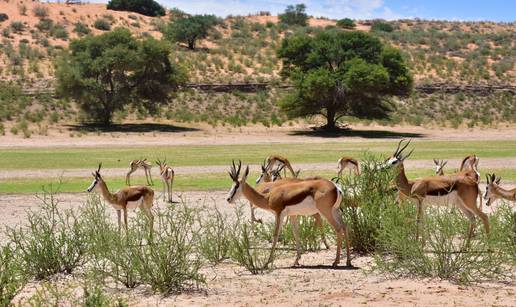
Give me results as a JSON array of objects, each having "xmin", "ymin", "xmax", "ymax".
[
  {"xmin": 55, "ymin": 28, "xmax": 186, "ymax": 125},
  {"xmin": 164, "ymin": 15, "xmax": 219, "ymax": 50},
  {"xmin": 277, "ymin": 30, "xmax": 412, "ymax": 130},
  {"xmin": 279, "ymin": 3, "xmax": 308, "ymax": 26},
  {"xmin": 336, "ymin": 18, "xmax": 355, "ymax": 29},
  {"xmin": 107, "ymin": 0, "xmax": 165, "ymax": 17}
]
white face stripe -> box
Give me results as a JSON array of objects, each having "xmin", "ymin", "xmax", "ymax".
[
  {"xmin": 227, "ymin": 182, "xmax": 241, "ymax": 203},
  {"xmin": 87, "ymin": 178, "xmax": 98, "ymax": 192}
]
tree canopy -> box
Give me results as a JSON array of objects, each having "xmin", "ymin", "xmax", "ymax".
[
  {"xmin": 277, "ymin": 29, "xmax": 412, "ymax": 130},
  {"xmin": 279, "ymin": 4, "xmax": 308, "ymax": 26},
  {"xmin": 164, "ymin": 15, "xmax": 219, "ymax": 50},
  {"xmin": 336, "ymin": 18, "xmax": 355, "ymax": 29},
  {"xmin": 55, "ymin": 28, "xmax": 186, "ymax": 125},
  {"xmin": 107, "ymin": 0, "xmax": 165, "ymax": 17}
]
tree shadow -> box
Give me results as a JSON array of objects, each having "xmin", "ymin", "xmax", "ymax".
[
  {"xmin": 66, "ymin": 123, "xmax": 200, "ymax": 133},
  {"xmin": 290, "ymin": 127, "xmax": 425, "ymax": 139},
  {"xmin": 279, "ymin": 264, "xmax": 360, "ymax": 271}
]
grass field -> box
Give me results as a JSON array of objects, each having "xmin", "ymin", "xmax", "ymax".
[
  {"xmin": 1, "ymin": 168, "xmax": 515, "ymax": 194},
  {"xmin": 1, "ymin": 140, "xmax": 515, "ymax": 170}
]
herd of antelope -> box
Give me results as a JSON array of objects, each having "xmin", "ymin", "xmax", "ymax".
[{"xmin": 86, "ymin": 140, "xmax": 515, "ymax": 268}]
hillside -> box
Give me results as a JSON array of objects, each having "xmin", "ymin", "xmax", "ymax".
[{"xmin": 0, "ymin": 0, "xmax": 514, "ymax": 137}]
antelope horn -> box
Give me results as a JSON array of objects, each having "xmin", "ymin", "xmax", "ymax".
[
  {"xmin": 402, "ymin": 148, "xmax": 414, "ymax": 161},
  {"xmin": 393, "ymin": 139, "xmax": 404, "ymax": 156},
  {"xmin": 398, "ymin": 139, "xmax": 411, "ymax": 157},
  {"xmin": 485, "ymin": 174, "xmax": 490, "ymax": 184},
  {"xmin": 97, "ymin": 163, "xmax": 102, "ymax": 173}
]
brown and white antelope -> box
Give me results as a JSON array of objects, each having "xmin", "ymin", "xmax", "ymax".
[
  {"xmin": 433, "ymin": 159, "xmax": 447, "ymax": 176},
  {"xmin": 386, "ymin": 140, "xmax": 489, "ymax": 241},
  {"xmin": 87, "ymin": 163, "xmax": 154, "ymax": 235},
  {"xmin": 484, "ymin": 174, "xmax": 516, "ymax": 206},
  {"xmin": 460, "ymin": 154, "xmax": 480, "ymax": 182},
  {"xmin": 126, "ymin": 159, "xmax": 153, "ymax": 186},
  {"xmin": 156, "ymin": 158, "xmax": 175, "ymax": 203},
  {"xmin": 227, "ymin": 160, "xmax": 351, "ymax": 267},
  {"xmin": 264, "ymin": 155, "xmax": 298, "ymax": 179},
  {"xmin": 337, "ymin": 157, "xmax": 360, "ymax": 177}
]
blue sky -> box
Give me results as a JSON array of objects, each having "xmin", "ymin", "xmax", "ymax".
[{"xmin": 88, "ymin": 0, "xmax": 515, "ymax": 21}]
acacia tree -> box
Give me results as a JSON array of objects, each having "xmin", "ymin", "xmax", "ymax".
[
  {"xmin": 107, "ymin": 0, "xmax": 165, "ymax": 17},
  {"xmin": 56, "ymin": 28, "xmax": 186, "ymax": 125},
  {"xmin": 279, "ymin": 3, "xmax": 308, "ymax": 26},
  {"xmin": 164, "ymin": 15, "xmax": 219, "ymax": 50},
  {"xmin": 277, "ymin": 30, "xmax": 412, "ymax": 130}
]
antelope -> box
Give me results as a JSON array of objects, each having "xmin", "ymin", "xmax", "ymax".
[
  {"xmin": 460, "ymin": 154, "xmax": 480, "ymax": 182},
  {"xmin": 87, "ymin": 163, "xmax": 154, "ymax": 236},
  {"xmin": 484, "ymin": 174, "xmax": 516, "ymax": 206},
  {"xmin": 337, "ymin": 157, "xmax": 361, "ymax": 177},
  {"xmin": 264, "ymin": 155, "xmax": 298, "ymax": 179},
  {"xmin": 385, "ymin": 140, "xmax": 489, "ymax": 241},
  {"xmin": 126, "ymin": 159, "xmax": 153, "ymax": 186},
  {"xmin": 155, "ymin": 158, "xmax": 175, "ymax": 203},
  {"xmin": 227, "ymin": 160, "xmax": 351, "ymax": 267},
  {"xmin": 256, "ymin": 163, "xmax": 330, "ymax": 250},
  {"xmin": 433, "ymin": 159, "xmax": 447, "ymax": 176}
]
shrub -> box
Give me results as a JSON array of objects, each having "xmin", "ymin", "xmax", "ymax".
[
  {"xmin": 10, "ymin": 21, "xmax": 24, "ymax": 33},
  {"xmin": 197, "ymin": 207, "xmax": 234, "ymax": 264},
  {"xmin": 164, "ymin": 14, "xmax": 220, "ymax": 50},
  {"xmin": 0, "ymin": 245, "xmax": 27, "ymax": 306},
  {"xmin": 50, "ymin": 24, "xmax": 69, "ymax": 40},
  {"xmin": 93, "ymin": 18, "xmax": 111, "ymax": 31},
  {"xmin": 32, "ymin": 5, "xmax": 49, "ymax": 18},
  {"xmin": 337, "ymin": 18, "xmax": 355, "ymax": 29},
  {"xmin": 7, "ymin": 190, "xmax": 89, "ymax": 280},
  {"xmin": 0, "ymin": 13, "xmax": 8, "ymax": 22},
  {"xmin": 107, "ymin": 0, "xmax": 166, "ymax": 17},
  {"xmin": 371, "ymin": 21, "xmax": 394, "ymax": 32},
  {"xmin": 74, "ymin": 22, "xmax": 91, "ymax": 36}
]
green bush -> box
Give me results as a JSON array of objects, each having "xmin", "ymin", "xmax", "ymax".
[
  {"xmin": 0, "ymin": 13, "xmax": 9, "ymax": 22},
  {"xmin": 74, "ymin": 22, "xmax": 91, "ymax": 36},
  {"xmin": 36, "ymin": 18, "xmax": 54, "ymax": 31},
  {"xmin": 279, "ymin": 3, "xmax": 308, "ymax": 26},
  {"xmin": 198, "ymin": 207, "xmax": 234, "ymax": 264},
  {"xmin": 371, "ymin": 21, "xmax": 394, "ymax": 32},
  {"xmin": 337, "ymin": 18, "xmax": 355, "ymax": 29},
  {"xmin": 10, "ymin": 21, "xmax": 24, "ymax": 32},
  {"xmin": 32, "ymin": 5, "xmax": 49, "ymax": 18},
  {"xmin": 0, "ymin": 245, "xmax": 27, "ymax": 306},
  {"xmin": 93, "ymin": 18, "xmax": 111, "ymax": 31},
  {"xmin": 7, "ymin": 190, "xmax": 89, "ymax": 280},
  {"xmin": 107, "ymin": 0, "xmax": 166, "ymax": 17}
]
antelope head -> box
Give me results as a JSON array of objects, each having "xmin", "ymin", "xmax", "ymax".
[
  {"xmin": 484, "ymin": 173, "xmax": 501, "ymax": 206},
  {"xmin": 227, "ymin": 160, "xmax": 249, "ymax": 203},
  {"xmin": 256, "ymin": 159, "xmax": 271, "ymax": 184},
  {"xmin": 87, "ymin": 163, "xmax": 103, "ymax": 192},
  {"xmin": 384, "ymin": 139, "xmax": 414, "ymax": 168},
  {"xmin": 433, "ymin": 159, "xmax": 447, "ymax": 175}
]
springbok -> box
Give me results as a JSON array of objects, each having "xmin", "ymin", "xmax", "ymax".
[
  {"xmin": 460, "ymin": 154, "xmax": 480, "ymax": 182},
  {"xmin": 126, "ymin": 159, "xmax": 153, "ymax": 186},
  {"xmin": 156, "ymin": 158, "xmax": 175, "ymax": 203},
  {"xmin": 484, "ymin": 174, "xmax": 516, "ymax": 206},
  {"xmin": 433, "ymin": 159, "xmax": 447, "ymax": 176},
  {"xmin": 337, "ymin": 157, "xmax": 360, "ymax": 177},
  {"xmin": 87, "ymin": 163, "xmax": 154, "ymax": 235},
  {"xmin": 385, "ymin": 140, "xmax": 489, "ymax": 241},
  {"xmin": 227, "ymin": 160, "xmax": 351, "ymax": 267},
  {"xmin": 264, "ymin": 155, "xmax": 298, "ymax": 179}
]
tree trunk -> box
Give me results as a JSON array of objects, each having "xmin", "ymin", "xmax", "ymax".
[
  {"xmin": 324, "ymin": 107, "xmax": 337, "ymax": 130},
  {"xmin": 188, "ymin": 40, "xmax": 195, "ymax": 50}
]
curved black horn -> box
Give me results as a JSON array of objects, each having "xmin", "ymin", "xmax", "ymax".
[
  {"xmin": 393, "ymin": 139, "xmax": 404, "ymax": 156},
  {"xmin": 398, "ymin": 139, "xmax": 412, "ymax": 157},
  {"xmin": 402, "ymin": 148, "xmax": 414, "ymax": 161},
  {"xmin": 97, "ymin": 163, "xmax": 102, "ymax": 173}
]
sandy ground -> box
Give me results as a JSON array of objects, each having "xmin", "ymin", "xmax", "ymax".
[
  {"xmin": 1, "ymin": 123, "xmax": 515, "ymax": 148},
  {"xmin": 3, "ymin": 190, "xmax": 514, "ymax": 306},
  {"xmin": 1, "ymin": 158, "xmax": 515, "ymax": 180}
]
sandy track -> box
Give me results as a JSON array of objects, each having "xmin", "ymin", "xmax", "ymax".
[
  {"xmin": 0, "ymin": 124, "xmax": 515, "ymax": 149},
  {"xmin": 1, "ymin": 158, "xmax": 516, "ymax": 180}
]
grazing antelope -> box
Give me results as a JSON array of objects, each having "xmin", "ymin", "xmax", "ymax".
[
  {"xmin": 386, "ymin": 140, "xmax": 489, "ymax": 241},
  {"xmin": 126, "ymin": 159, "xmax": 153, "ymax": 186},
  {"xmin": 264, "ymin": 155, "xmax": 298, "ymax": 179},
  {"xmin": 337, "ymin": 157, "xmax": 361, "ymax": 177},
  {"xmin": 484, "ymin": 174, "xmax": 516, "ymax": 206},
  {"xmin": 156, "ymin": 158, "xmax": 175, "ymax": 203},
  {"xmin": 87, "ymin": 163, "xmax": 154, "ymax": 236},
  {"xmin": 227, "ymin": 160, "xmax": 351, "ymax": 267},
  {"xmin": 433, "ymin": 159, "xmax": 447, "ymax": 176}
]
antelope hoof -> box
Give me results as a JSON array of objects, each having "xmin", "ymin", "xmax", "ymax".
[
  {"xmin": 332, "ymin": 260, "xmax": 339, "ymax": 267},
  {"xmin": 346, "ymin": 260, "xmax": 352, "ymax": 267}
]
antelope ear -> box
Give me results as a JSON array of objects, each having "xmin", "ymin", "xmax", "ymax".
[{"xmin": 443, "ymin": 161, "xmax": 448, "ymax": 167}]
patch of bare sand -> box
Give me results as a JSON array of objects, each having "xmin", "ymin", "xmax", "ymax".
[
  {"xmin": 1, "ymin": 158, "xmax": 516, "ymax": 180},
  {"xmin": 3, "ymin": 191, "xmax": 514, "ymax": 306},
  {"xmin": 0, "ymin": 123, "xmax": 515, "ymax": 149}
]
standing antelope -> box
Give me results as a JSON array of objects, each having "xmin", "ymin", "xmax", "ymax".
[
  {"xmin": 126, "ymin": 159, "xmax": 153, "ymax": 186},
  {"xmin": 460, "ymin": 154, "xmax": 480, "ymax": 182},
  {"xmin": 87, "ymin": 163, "xmax": 154, "ymax": 236},
  {"xmin": 433, "ymin": 159, "xmax": 447, "ymax": 176},
  {"xmin": 156, "ymin": 159, "xmax": 175, "ymax": 203},
  {"xmin": 386, "ymin": 140, "xmax": 489, "ymax": 241},
  {"xmin": 227, "ymin": 160, "xmax": 351, "ymax": 267},
  {"xmin": 337, "ymin": 157, "xmax": 360, "ymax": 177},
  {"xmin": 484, "ymin": 174, "xmax": 516, "ymax": 206},
  {"xmin": 264, "ymin": 155, "xmax": 298, "ymax": 179}
]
